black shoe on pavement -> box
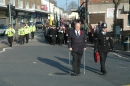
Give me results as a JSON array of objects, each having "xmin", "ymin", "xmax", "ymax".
[{"xmin": 71, "ymin": 72, "xmax": 78, "ymax": 76}]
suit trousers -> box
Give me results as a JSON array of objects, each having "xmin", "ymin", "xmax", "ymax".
[
  {"xmin": 19, "ymin": 35, "xmax": 24, "ymax": 44},
  {"xmin": 71, "ymin": 51, "xmax": 83, "ymax": 74},
  {"xmin": 52, "ymin": 36, "xmax": 56, "ymax": 45},
  {"xmin": 99, "ymin": 52, "xmax": 108, "ymax": 73},
  {"xmin": 31, "ymin": 32, "xmax": 35, "ymax": 39},
  {"xmin": 25, "ymin": 34, "xmax": 29, "ymax": 43},
  {"xmin": 8, "ymin": 36, "xmax": 13, "ymax": 47}
]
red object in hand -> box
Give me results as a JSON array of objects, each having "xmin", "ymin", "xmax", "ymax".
[{"xmin": 94, "ymin": 52, "xmax": 100, "ymax": 63}]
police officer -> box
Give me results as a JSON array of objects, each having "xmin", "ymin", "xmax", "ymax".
[
  {"xmin": 24, "ymin": 23, "xmax": 30, "ymax": 43},
  {"xmin": 94, "ymin": 22, "xmax": 114, "ymax": 75},
  {"xmin": 67, "ymin": 23, "xmax": 87, "ymax": 76},
  {"xmin": 5, "ymin": 24, "xmax": 15, "ymax": 47},
  {"xmin": 18, "ymin": 25, "xmax": 25, "ymax": 45},
  {"xmin": 30, "ymin": 23, "xmax": 36, "ymax": 39},
  {"xmin": 50, "ymin": 25, "xmax": 57, "ymax": 46}
]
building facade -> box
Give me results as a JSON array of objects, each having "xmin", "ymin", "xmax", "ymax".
[{"xmin": 79, "ymin": 0, "xmax": 129, "ymax": 32}]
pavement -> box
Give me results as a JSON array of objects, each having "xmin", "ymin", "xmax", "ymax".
[{"xmin": 0, "ymin": 29, "xmax": 130, "ymax": 86}]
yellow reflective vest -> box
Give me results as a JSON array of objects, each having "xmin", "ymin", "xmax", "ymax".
[
  {"xmin": 18, "ymin": 28, "xmax": 25, "ymax": 36},
  {"xmin": 5, "ymin": 28, "xmax": 15, "ymax": 37},
  {"xmin": 24, "ymin": 26, "xmax": 30, "ymax": 34},
  {"xmin": 30, "ymin": 25, "xmax": 36, "ymax": 32}
]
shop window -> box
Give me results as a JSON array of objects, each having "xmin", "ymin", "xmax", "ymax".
[
  {"xmin": 128, "ymin": 14, "xmax": 130, "ymax": 26},
  {"xmin": 0, "ymin": 0, "xmax": 5, "ymax": 5},
  {"xmin": 18, "ymin": 0, "xmax": 23, "ymax": 8}
]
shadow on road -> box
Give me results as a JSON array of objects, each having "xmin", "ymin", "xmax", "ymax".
[
  {"xmin": 37, "ymin": 57, "xmax": 69, "ymax": 74},
  {"xmin": 54, "ymin": 56, "xmax": 102, "ymax": 75},
  {"xmin": 1, "ymin": 41, "xmax": 9, "ymax": 46}
]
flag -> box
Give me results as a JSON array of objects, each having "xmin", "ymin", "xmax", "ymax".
[
  {"xmin": 49, "ymin": 14, "xmax": 52, "ymax": 26},
  {"xmin": 55, "ymin": 12, "xmax": 58, "ymax": 27}
]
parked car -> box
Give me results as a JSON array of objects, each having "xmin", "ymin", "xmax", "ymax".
[
  {"xmin": 0, "ymin": 25, "xmax": 8, "ymax": 36},
  {"xmin": 35, "ymin": 22, "xmax": 43, "ymax": 29}
]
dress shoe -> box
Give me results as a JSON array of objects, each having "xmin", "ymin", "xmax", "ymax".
[
  {"xmin": 71, "ymin": 72, "xmax": 78, "ymax": 76},
  {"xmin": 102, "ymin": 71, "xmax": 107, "ymax": 75}
]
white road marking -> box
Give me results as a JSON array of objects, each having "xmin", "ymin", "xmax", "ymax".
[
  {"xmin": 48, "ymin": 73, "xmax": 54, "ymax": 76},
  {"xmin": 111, "ymin": 52, "xmax": 129, "ymax": 59},
  {"xmin": 111, "ymin": 53, "xmax": 122, "ymax": 57},
  {"xmin": 32, "ymin": 62, "xmax": 37, "ymax": 64},
  {"xmin": 0, "ymin": 47, "xmax": 13, "ymax": 53}
]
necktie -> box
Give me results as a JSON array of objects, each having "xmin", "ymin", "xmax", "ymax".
[{"xmin": 77, "ymin": 31, "xmax": 79, "ymax": 37}]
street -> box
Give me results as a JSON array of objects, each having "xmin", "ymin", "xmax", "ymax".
[{"xmin": 0, "ymin": 30, "xmax": 130, "ymax": 86}]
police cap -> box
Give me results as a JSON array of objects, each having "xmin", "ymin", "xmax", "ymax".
[{"xmin": 101, "ymin": 22, "xmax": 107, "ymax": 28}]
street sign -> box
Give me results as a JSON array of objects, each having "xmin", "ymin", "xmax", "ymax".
[
  {"xmin": 115, "ymin": 26, "xmax": 120, "ymax": 34},
  {"xmin": 18, "ymin": 12, "xmax": 25, "ymax": 16}
]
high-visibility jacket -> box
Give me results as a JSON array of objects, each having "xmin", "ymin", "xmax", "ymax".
[
  {"xmin": 18, "ymin": 28, "xmax": 25, "ymax": 36},
  {"xmin": 30, "ymin": 25, "xmax": 36, "ymax": 32},
  {"xmin": 5, "ymin": 28, "xmax": 15, "ymax": 37},
  {"xmin": 24, "ymin": 26, "xmax": 30, "ymax": 34}
]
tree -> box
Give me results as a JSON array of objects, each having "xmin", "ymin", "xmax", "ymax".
[
  {"xmin": 112, "ymin": 0, "xmax": 122, "ymax": 32},
  {"xmin": 66, "ymin": 1, "xmax": 78, "ymax": 12}
]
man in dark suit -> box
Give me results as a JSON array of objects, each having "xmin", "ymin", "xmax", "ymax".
[
  {"xmin": 67, "ymin": 23, "xmax": 87, "ymax": 76},
  {"xmin": 94, "ymin": 22, "xmax": 114, "ymax": 75},
  {"xmin": 50, "ymin": 25, "xmax": 57, "ymax": 46}
]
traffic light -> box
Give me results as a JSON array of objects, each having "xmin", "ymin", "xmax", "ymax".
[
  {"xmin": 11, "ymin": 5, "xmax": 16, "ymax": 16},
  {"xmin": 7, "ymin": 5, "xmax": 9, "ymax": 17},
  {"xmin": 79, "ymin": 7, "xmax": 85, "ymax": 20},
  {"xmin": 6, "ymin": 4, "xmax": 16, "ymax": 17}
]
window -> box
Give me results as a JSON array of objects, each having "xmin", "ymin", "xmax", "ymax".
[
  {"xmin": 25, "ymin": 2, "xmax": 29, "ymax": 9},
  {"xmin": 32, "ymin": 4, "xmax": 35, "ymax": 9},
  {"xmin": 18, "ymin": 0, "xmax": 23, "ymax": 8},
  {"xmin": 37, "ymin": 5, "xmax": 40, "ymax": 10},
  {"xmin": 0, "ymin": 0, "xmax": 5, "ymax": 5},
  {"xmin": 128, "ymin": 14, "xmax": 130, "ymax": 26}
]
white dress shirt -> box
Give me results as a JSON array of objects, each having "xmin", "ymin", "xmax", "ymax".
[{"xmin": 75, "ymin": 30, "xmax": 80, "ymax": 36}]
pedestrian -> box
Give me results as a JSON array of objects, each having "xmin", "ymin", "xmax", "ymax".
[
  {"xmin": 87, "ymin": 23, "xmax": 92, "ymax": 43},
  {"xmin": 18, "ymin": 25, "xmax": 25, "ymax": 45},
  {"xmin": 44, "ymin": 26, "xmax": 48, "ymax": 42},
  {"xmin": 30, "ymin": 23, "xmax": 36, "ymax": 39},
  {"xmin": 58, "ymin": 26, "xmax": 64, "ymax": 46},
  {"xmin": 67, "ymin": 23, "xmax": 87, "ymax": 76},
  {"xmin": 24, "ymin": 23, "xmax": 30, "ymax": 43},
  {"xmin": 5, "ymin": 24, "xmax": 15, "ymax": 47},
  {"xmin": 50, "ymin": 25, "xmax": 57, "ymax": 46},
  {"xmin": 94, "ymin": 22, "xmax": 114, "ymax": 75}
]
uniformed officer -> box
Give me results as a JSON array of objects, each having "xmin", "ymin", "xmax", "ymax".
[
  {"xmin": 94, "ymin": 22, "xmax": 114, "ymax": 75},
  {"xmin": 30, "ymin": 23, "xmax": 36, "ymax": 39},
  {"xmin": 24, "ymin": 23, "xmax": 30, "ymax": 43},
  {"xmin": 67, "ymin": 23, "xmax": 87, "ymax": 76},
  {"xmin": 5, "ymin": 24, "xmax": 15, "ymax": 47},
  {"xmin": 18, "ymin": 25, "xmax": 25, "ymax": 45}
]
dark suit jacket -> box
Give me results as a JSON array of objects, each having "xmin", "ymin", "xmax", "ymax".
[
  {"xmin": 67, "ymin": 29, "xmax": 87, "ymax": 52},
  {"xmin": 94, "ymin": 32, "xmax": 114, "ymax": 52}
]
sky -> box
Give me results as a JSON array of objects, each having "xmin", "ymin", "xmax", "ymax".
[{"xmin": 55, "ymin": 0, "xmax": 79, "ymax": 10}]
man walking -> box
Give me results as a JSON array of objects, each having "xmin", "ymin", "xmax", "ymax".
[
  {"xmin": 30, "ymin": 23, "xmax": 36, "ymax": 39},
  {"xmin": 5, "ymin": 24, "xmax": 15, "ymax": 47},
  {"xmin": 18, "ymin": 25, "xmax": 25, "ymax": 45},
  {"xmin": 67, "ymin": 23, "xmax": 87, "ymax": 76},
  {"xmin": 94, "ymin": 22, "xmax": 114, "ymax": 75}
]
